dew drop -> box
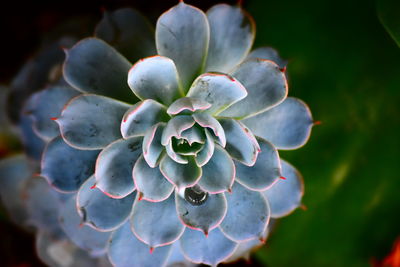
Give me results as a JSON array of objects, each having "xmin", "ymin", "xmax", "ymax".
[{"xmin": 184, "ymin": 186, "xmax": 208, "ymax": 206}]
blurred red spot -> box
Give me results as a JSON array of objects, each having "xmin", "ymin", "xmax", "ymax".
[
  {"xmin": 279, "ymin": 66, "xmax": 287, "ymax": 73},
  {"xmin": 50, "ymin": 117, "xmax": 57, "ymax": 121},
  {"xmin": 373, "ymin": 237, "xmax": 400, "ymax": 267},
  {"xmin": 149, "ymin": 247, "xmax": 154, "ymax": 254},
  {"xmin": 90, "ymin": 184, "xmax": 96, "ymax": 189},
  {"xmin": 314, "ymin": 120, "xmax": 322, "ymax": 126},
  {"xmin": 279, "ymin": 176, "xmax": 286, "ymax": 180}
]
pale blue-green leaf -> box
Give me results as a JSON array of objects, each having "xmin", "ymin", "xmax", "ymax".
[
  {"xmin": 167, "ymin": 97, "xmax": 211, "ymax": 115},
  {"xmin": 127, "ymin": 56, "xmax": 182, "ymax": 104},
  {"xmin": 133, "ymin": 155, "xmax": 174, "ymax": 202},
  {"xmin": 165, "ymin": 242, "xmax": 194, "ymax": 267},
  {"xmin": 180, "ymin": 126, "xmax": 205, "ymax": 145},
  {"xmin": 180, "ymin": 228, "xmax": 238, "ymax": 266},
  {"xmin": 130, "ymin": 194, "xmax": 185, "ymax": 248},
  {"xmin": 219, "ymin": 182, "xmax": 270, "ymax": 242},
  {"xmin": 161, "ymin": 115, "xmax": 195, "ymax": 146},
  {"xmin": 192, "ymin": 113, "xmax": 226, "ymax": 147},
  {"xmin": 156, "ymin": 2, "xmax": 209, "ymax": 90},
  {"xmin": 205, "ymin": 4, "xmax": 255, "ymax": 73},
  {"xmin": 77, "ymin": 176, "xmax": 135, "ymax": 231},
  {"xmin": 108, "ymin": 222, "xmax": 172, "ymax": 267},
  {"xmin": 29, "ymin": 86, "xmax": 79, "ymax": 140},
  {"xmin": 187, "ymin": 73, "xmax": 247, "ymax": 115},
  {"xmin": 121, "ymin": 99, "xmax": 168, "ymax": 138},
  {"xmin": 198, "ymin": 145, "xmax": 234, "ymax": 193},
  {"xmin": 175, "ymin": 191, "xmax": 227, "ymax": 234},
  {"xmin": 195, "ymin": 129, "xmax": 215, "ymax": 167},
  {"xmin": 225, "ymin": 219, "xmax": 274, "ymax": 263},
  {"xmin": 235, "ymin": 138, "xmax": 281, "ymax": 191},
  {"xmin": 0, "ymin": 155, "xmax": 32, "ymax": 224},
  {"xmin": 20, "ymin": 96, "xmax": 46, "ymax": 160},
  {"xmin": 242, "ymin": 97, "xmax": 313, "ymax": 150},
  {"xmin": 41, "ymin": 136, "xmax": 99, "ymax": 193},
  {"xmin": 23, "ymin": 177, "xmax": 61, "ymax": 232},
  {"xmin": 246, "ymin": 47, "xmax": 288, "ymax": 68},
  {"xmin": 219, "ymin": 58, "xmax": 288, "ymax": 119},
  {"xmin": 165, "ymin": 141, "xmax": 188, "ymax": 164},
  {"xmin": 143, "ymin": 122, "xmax": 165, "ymax": 168},
  {"xmin": 219, "ymin": 118, "xmax": 259, "ymax": 166},
  {"xmin": 58, "ymin": 94, "xmax": 130, "ymax": 150},
  {"xmin": 36, "ymin": 230, "xmax": 106, "ymax": 267},
  {"xmin": 95, "ymin": 137, "xmax": 142, "ymax": 199},
  {"xmin": 59, "ymin": 196, "xmax": 111, "ymax": 254},
  {"xmin": 262, "ymin": 160, "xmax": 304, "ymax": 218},
  {"xmin": 63, "ymin": 38, "xmax": 136, "ymax": 102},
  {"xmin": 159, "ymin": 155, "xmax": 202, "ymax": 189},
  {"xmin": 95, "ymin": 8, "xmax": 156, "ymax": 62}
]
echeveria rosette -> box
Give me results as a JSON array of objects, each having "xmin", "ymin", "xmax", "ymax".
[{"xmin": 3, "ymin": 2, "xmax": 315, "ymax": 267}]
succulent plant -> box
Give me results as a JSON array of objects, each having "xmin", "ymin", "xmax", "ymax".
[{"xmin": 1, "ymin": 1, "xmax": 315, "ymax": 267}]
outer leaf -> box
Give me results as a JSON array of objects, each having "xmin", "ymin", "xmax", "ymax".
[
  {"xmin": 95, "ymin": 8, "xmax": 156, "ymax": 62},
  {"xmin": 198, "ymin": 145, "xmax": 235, "ymax": 193},
  {"xmin": 121, "ymin": 99, "xmax": 168, "ymax": 138},
  {"xmin": 127, "ymin": 56, "xmax": 182, "ymax": 104},
  {"xmin": 205, "ymin": 4, "xmax": 255, "ymax": 72},
  {"xmin": 20, "ymin": 96, "xmax": 46, "ymax": 160},
  {"xmin": 58, "ymin": 94, "xmax": 130, "ymax": 150},
  {"xmin": 142, "ymin": 122, "xmax": 165, "ymax": 168},
  {"xmin": 108, "ymin": 222, "xmax": 172, "ymax": 267},
  {"xmin": 219, "ymin": 58, "xmax": 288, "ymax": 119},
  {"xmin": 159, "ymin": 155, "xmax": 202, "ymax": 189},
  {"xmin": 77, "ymin": 176, "xmax": 135, "ymax": 231},
  {"xmin": 29, "ymin": 86, "xmax": 79, "ymax": 140},
  {"xmin": 95, "ymin": 137, "xmax": 142, "ymax": 199},
  {"xmin": 219, "ymin": 182, "xmax": 270, "ymax": 242},
  {"xmin": 262, "ymin": 160, "xmax": 304, "ymax": 218},
  {"xmin": 235, "ymin": 138, "xmax": 281, "ymax": 191},
  {"xmin": 41, "ymin": 136, "xmax": 99, "ymax": 193},
  {"xmin": 167, "ymin": 97, "xmax": 211, "ymax": 115},
  {"xmin": 165, "ymin": 242, "xmax": 193, "ymax": 267},
  {"xmin": 63, "ymin": 38, "xmax": 136, "ymax": 102},
  {"xmin": 23, "ymin": 177, "xmax": 61, "ymax": 232},
  {"xmin": 180, "ymin": 228, "xmax": 238, "ymax": 266},
  {"xmin": 187, "ymin": 73, "xmax": 247, "ymax": 115},
  {"xmin": 59, "ymin": 196, "xmax": 111, "ymax": 254},
  {"xmin": 0, "ymin": 155, "xmax": 32, "ymax": 224},
  {"xmin": 175, "ymin": 191, "xmax": 227, "ymax": 234},
  {"xmin": 156, "ymin": 2, "xmax": 210, "ymax": 90},
  {"xmin": 133, "ymin": 155, "xmax": 174, "ymax": 202},
  {"xmin": 242, "ymin": 97, "xmax": 313, "ymax": 150},
  {"xmin": 130, "ymin": 194, "xmax": 185, "ymax": 248},
  {"xmin": 246, "ymin": 47, "xmax": 288, "ymax": 68},
  {"xmin": 36, "ymin": 230, "xmax": 104, "ymax": 267},
  {"xmin": 219, "ymin": 118, "xmax": 260, "ymax": 166}
]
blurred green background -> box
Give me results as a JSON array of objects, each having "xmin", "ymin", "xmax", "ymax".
[
  {"xmin": 247, "ymin": 0, "xmax": 400, "ymax": 266},
  {"xmin": 0, "ymin": 0, "xmax": 399, "ymax": 266}
]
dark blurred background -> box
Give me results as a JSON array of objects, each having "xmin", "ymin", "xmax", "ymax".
[{"xmin": 1, "ymin": 0, "xmax": 400, "ymax": 266}]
